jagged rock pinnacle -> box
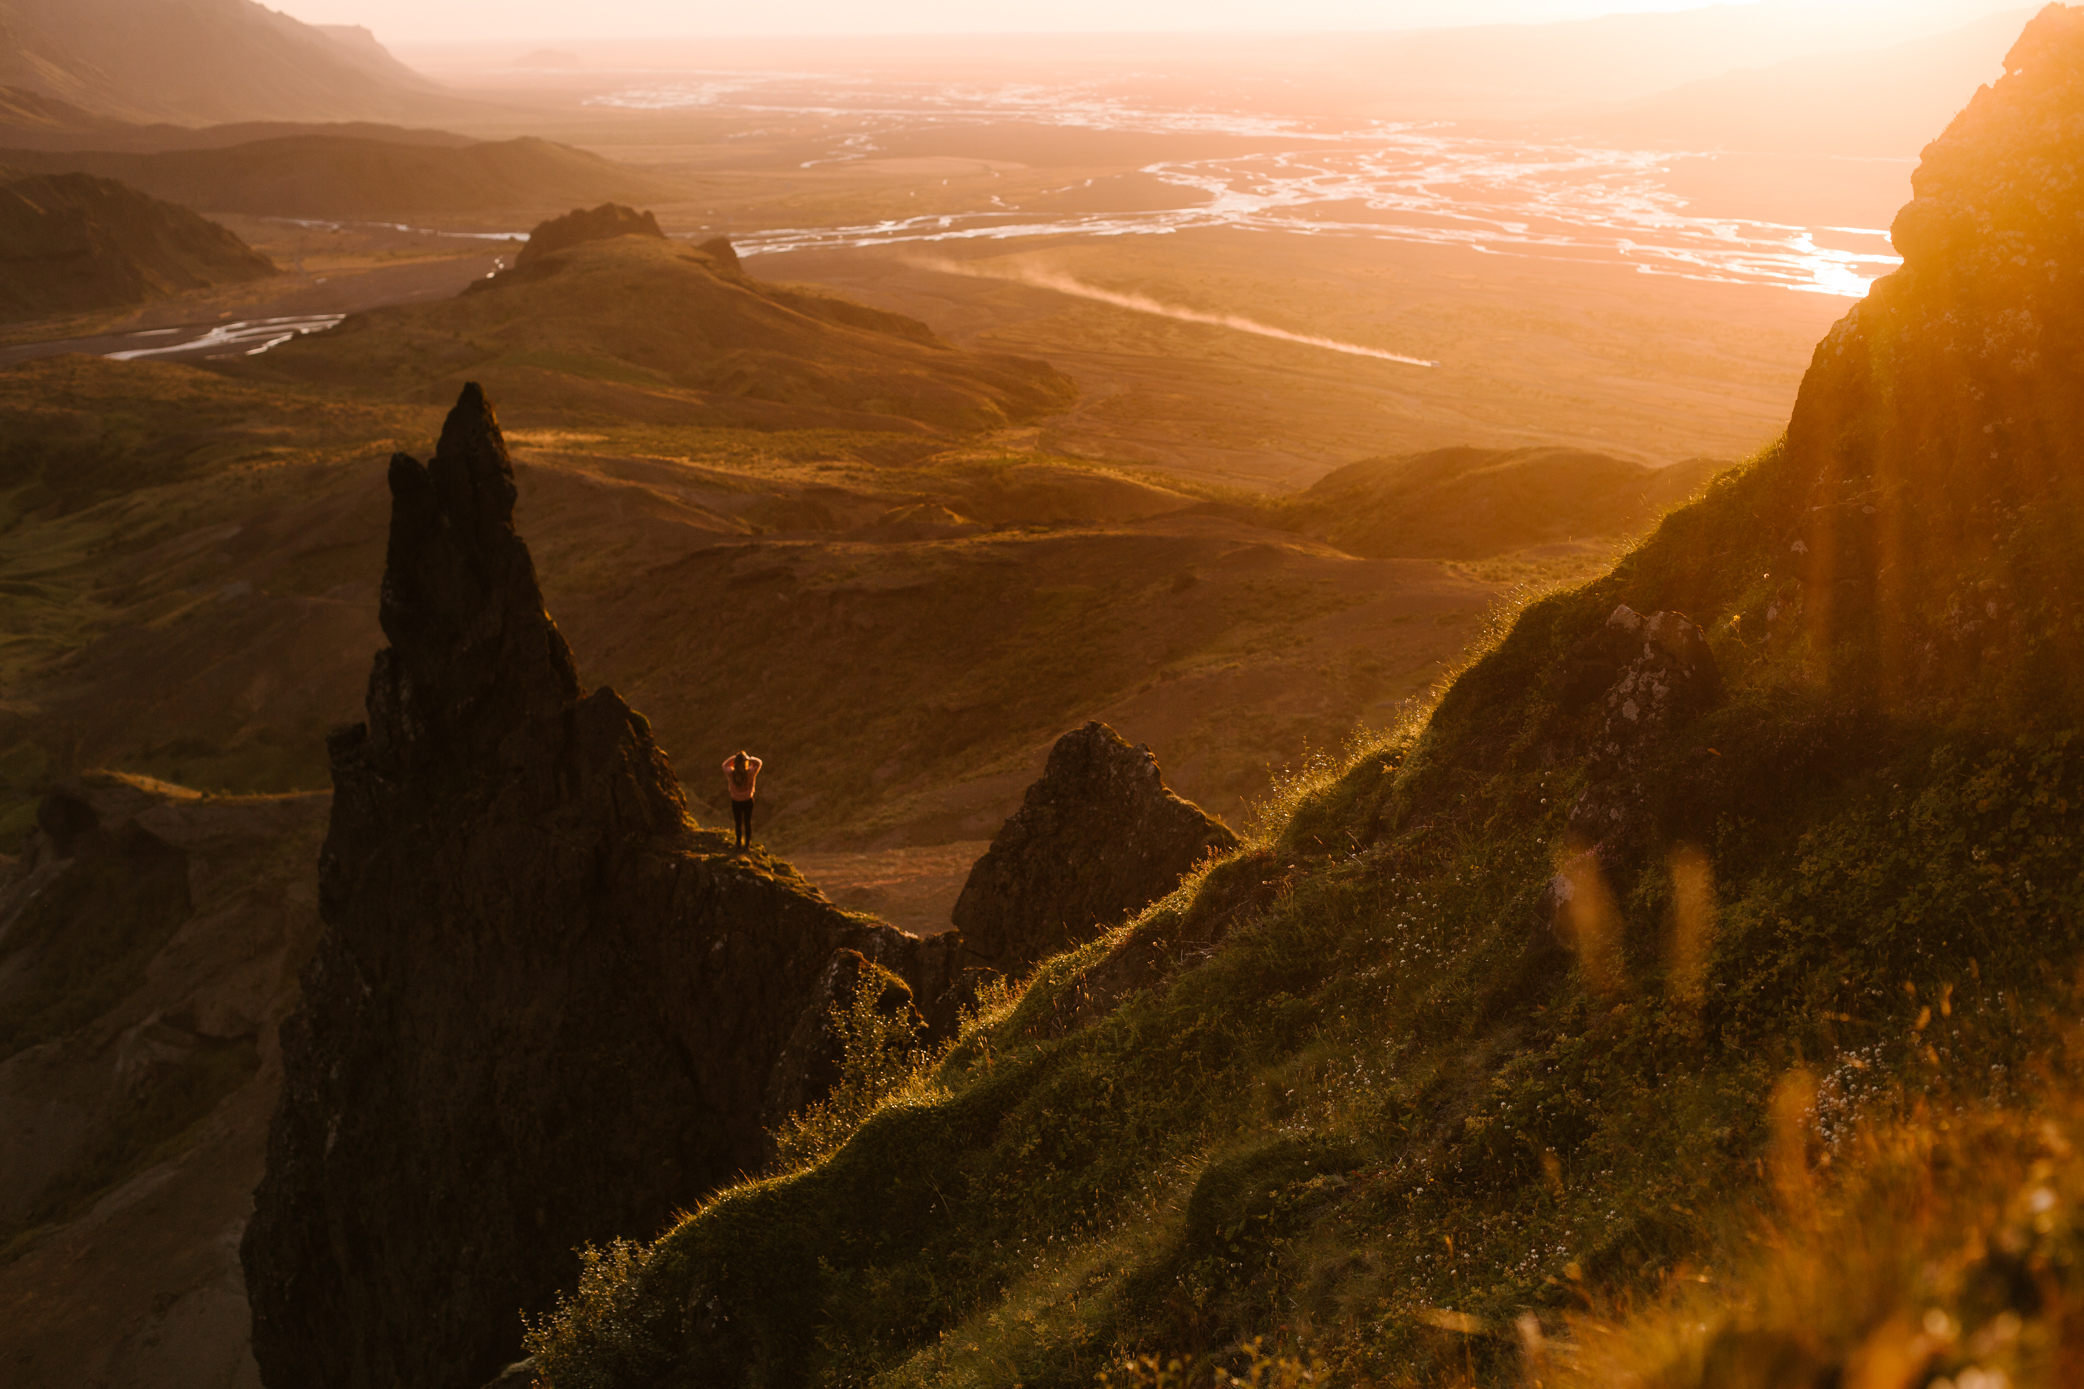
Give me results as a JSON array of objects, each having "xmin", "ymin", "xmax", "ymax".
[
  {"xmin": 245, "ymin": 383, "xmax": 958, "ymax": 1389},
  {"xmin": 364, "ymin": 382, "xmax": 580, "ymax": 775}
]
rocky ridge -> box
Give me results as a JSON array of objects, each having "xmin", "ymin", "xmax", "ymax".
[{"xmin": 240, "ymin": 384, "xmax": 960, "ymax": 1389}]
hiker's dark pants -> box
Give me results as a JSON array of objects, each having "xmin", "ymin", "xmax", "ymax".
[{"xmin": 733, "ymin": 798, "xmax": 754, "ymax": 844}]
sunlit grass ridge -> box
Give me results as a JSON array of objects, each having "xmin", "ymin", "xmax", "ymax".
[{"xmin": 526, "ymin": 8, "xmax": 2084, "ymax": 1386}]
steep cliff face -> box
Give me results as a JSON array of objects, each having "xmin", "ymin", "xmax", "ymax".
[
  {"xmin": 1760, "ymin": 1, "xmax": 2084, "ymax": 718},
  {"xmin": 241, "ymin": 384, "xmax": 957, "ymax": 1389},
  {"xmin": 952, "ymin": 722, "xmax": 1237, "ymax": 975}
]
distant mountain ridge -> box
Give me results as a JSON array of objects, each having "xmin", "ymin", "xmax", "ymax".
[
  {"xmin": 0, "ymin": 113, "xmax": 478, "ymax": 156},
  {"xmin": 0, "ymin": 135, "xmax": 675, "ymax": 218},
  {"xmin": 0, "ymin": 0, "xmax": 456, "ymax": 126},
  {"xmin": 0, "ymin": 84, "xmax": 125, "ymax": 138}
]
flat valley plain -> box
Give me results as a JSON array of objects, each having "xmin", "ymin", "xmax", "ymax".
[{"xmin": 408, "ymin": 53, "xmax": 1875, "ymax": 487}]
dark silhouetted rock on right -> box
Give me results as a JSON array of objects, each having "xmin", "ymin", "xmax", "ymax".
[
  {"xmin": 514, "ymin": 201, "xmax": 665, "ymax": 266},
  {"xmin": 952, "ymin": 722, "xmax": 1236, "ymax": 975}
]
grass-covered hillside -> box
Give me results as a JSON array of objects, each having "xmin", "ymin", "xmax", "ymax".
[
  {"xmin": 522, "ymin": 8, "xmax": 2084, "ymax": 1387},
  {"xmin": 232, "ymin": 233, "xmax": 1077, "ymax": 434},
  {"xmin": 0, "ymin": 343, "xmax": 1677, "ymax": 859},
  {"xmin": 0, "ymin": 170, "xmax": 276, "ymax": 320}
]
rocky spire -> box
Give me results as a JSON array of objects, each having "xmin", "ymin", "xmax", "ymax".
[
  {"xmin": 246, "ymin": 385, "xmax": 956, "ymax": 1389},
  {"xmin": 362, "ymin": 382, "xmax": 580, "ymax": 775}
]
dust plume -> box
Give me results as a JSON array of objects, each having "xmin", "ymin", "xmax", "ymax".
[{"xmin": 910, "ymin": 257, "xmax": 1439, "ymax": 368}]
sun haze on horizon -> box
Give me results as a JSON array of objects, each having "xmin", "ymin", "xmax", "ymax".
[{"xmin": 270, "ymin": 0, "xmax": 2024, "ymax": 43}]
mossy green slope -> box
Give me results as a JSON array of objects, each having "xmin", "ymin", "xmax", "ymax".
[{"xmin": 526, "ymin": 8, "xmax": 2084, "ymax": 1388}]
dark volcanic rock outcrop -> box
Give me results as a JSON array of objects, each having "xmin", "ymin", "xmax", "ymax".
[
  {"xmin": 1547, "ymin": 604, "xmax": 1722, "ymax": 930},
  {"xmin": 514, "ymin": 200, "xmax": 665, "ymax": 266},
  {"xmin": 240, "ymin": 384, "xmax": 957, "ymax": 1389},
  {"xmin": 952, "ymin": 722, "xmax": 1237, "ymax": 975},
  {"xmin": 1579, "ymin": 605, "xmax": 1721, "ymax": 780},
  {"xmin": 697, "ymin": 234, "xmax": 740, "ymax": 271},
  {"xmin": 0, "ymin": 170, "xmax": 274, "ymax": 320}
]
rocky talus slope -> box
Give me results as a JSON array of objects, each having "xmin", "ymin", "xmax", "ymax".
[
  {"xmin": 238, "ymin": 385, "xmax": 964, "ymax": 1389},
  {"xmin": 0, "ymin": 772, "xmax": 327, "ymax": 1389},
  {"xmin": 0, "ymin": 169, "xmax": 275, "ymax": 320},
  {"xmin": 952, "ymin": 721, "xmax": 1236, "ymax": 975},
  {"xmin": 518, "ymin": 9, "xmax": 2084, "ymax": 1388}
]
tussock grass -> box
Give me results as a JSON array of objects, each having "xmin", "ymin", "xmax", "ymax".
[
  {"xmin": 772, "ymin": 962, "xmax": 948, "ymax": 1175},
  {"xmin": 1557, "ymin": 1039, "xmax": 2084, "ymax": 1389}
]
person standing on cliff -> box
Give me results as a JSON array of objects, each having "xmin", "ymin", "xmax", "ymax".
[{"xmin": 723, "ymin": 750, "xmax": 763, "ymax": 851}]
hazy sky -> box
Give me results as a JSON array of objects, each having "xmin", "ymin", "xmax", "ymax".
[{"xmin": 276, "ymin": 0, "xmax": 2021, "ymax": 44}]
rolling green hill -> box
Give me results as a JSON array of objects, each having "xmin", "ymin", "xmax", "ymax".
[
  {"xmin": 0, "ymin": 342, "xmax": 1717, "ymax": 1384},
  {"xmin": 233, "ymin": 231, "xmax": 1078, "ymax": 434},
  {"xmin": 1275, "ymin": 445, "xmax": 1721, "ymax": 560},
  {"xmin": 517, "ymin": 8, "xmax": 2084, "ymax": 1389}
]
